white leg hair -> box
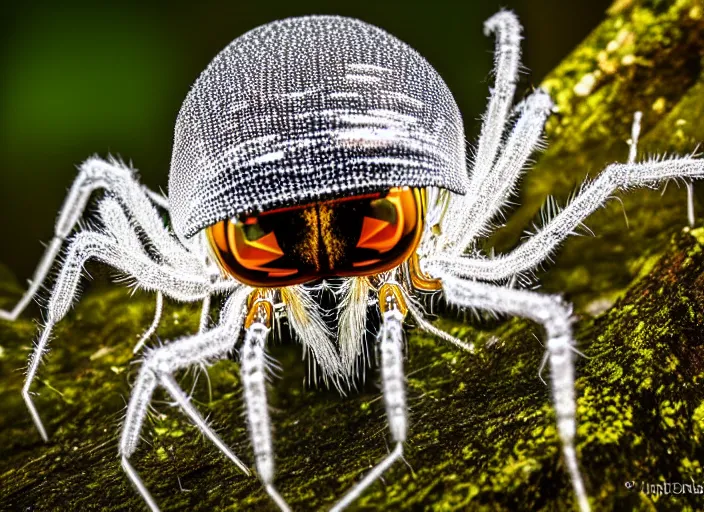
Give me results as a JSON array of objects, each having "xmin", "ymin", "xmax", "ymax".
[
  {"xmin": 441, "ymin": 10, "xmax": 522, "ymax": 249},
  {"xmin": 143, "ymin": 186, "xmax": 170, "ymax": 210},
  {"xmin": 437, "ymin": 273, "xmax": 590, "ymax": 512},
  {"xmin": 120, "ymin": 288, "xmax": 251, "ymax": 511},
  {"xmin": 134, "ymin": 291, "xmax": 164, "ymax": 354},
  {"xmin": 199, "ymin": 294, "xmax": 212, "ymax": 333},
  {"xmin": 425, "ymin": 157, "xmax": 704, "ymax": 282},
  {"xmin": 396, "ymin": 282, "xmax": 476, "ymax": 353},
  {"xmin": 448, "ymin": 90, "xmax": 553, "ymax": 252},
  {"xmin": 337, "ymin": 277, "xmax": 372, "ymax": 377},
  {"xmin": 0, "ymin": 157, "xmax": 197, "ymax": 322},
  {"xmin": 281, "ymin": 286, "xmax": 343, "ymax": 386},
  {"xmin": 331, "ymin": 290, "xmax": 407, "ymax": 512},
  {"xmin": 23, "ymin": 199, "xmax": 225, "ymax": 441},
  {"xmin": 241, "ymin": 307, "xmax": 291, "ymax": 512}
]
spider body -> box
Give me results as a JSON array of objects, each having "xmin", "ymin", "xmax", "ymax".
[{"xmin": 4, "ymin": 11, "xmax": 704, "ymax": 512}]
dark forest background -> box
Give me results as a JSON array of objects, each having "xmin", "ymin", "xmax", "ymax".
[{"xmin": 0, "ymin": 0, "xmax": 611, "ymax": 277}]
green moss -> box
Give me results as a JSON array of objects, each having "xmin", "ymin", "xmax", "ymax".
[{"xmin": 1, "ymin": 226, "xmax": 695, "ymax": 511}]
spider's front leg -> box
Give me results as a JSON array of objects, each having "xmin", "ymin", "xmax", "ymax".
[
  {"xmin": 0, "ymin": 157, "xmax": 190, "ymax": 322},
  {"xmin": 121, "ymin": 288, "xmax": 253, "ymax": 512},
  {"xmin": 239, "ymin": 293, "xmax": 291, "ymax": 512},
  {"xmin": 122, "ymin": 289, "xmax": 295, "ymax": 512},
  {"xmin": 441, "ymin": 10, "xmax": 523, "ymax": 251},
  {"xmin": 331, "ymin": 282, "xmax": 408, "ymax": 512},
  {"xmin": 433, "ymin": 273, "xmax": 590, "ymax": 512}
]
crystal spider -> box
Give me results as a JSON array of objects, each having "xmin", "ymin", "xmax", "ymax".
[{"xmin": 3, "ymin": 11, "xmax": 704, "ymax": 512}]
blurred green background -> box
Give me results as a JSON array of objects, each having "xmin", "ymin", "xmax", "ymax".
[{"xmin": 0, "ymin": 0, "xmax": 612, "ymax": 278}]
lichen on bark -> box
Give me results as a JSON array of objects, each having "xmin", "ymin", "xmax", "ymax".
[{"xmin": 2, "ymin": 0, "xmax": 704, "ymax": 510}]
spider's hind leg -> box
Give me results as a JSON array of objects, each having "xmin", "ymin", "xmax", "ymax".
[
  {"xmin": 22, "ymin": 198, "xmax": 211, "ymax": 441},
  {"xmin": 120, "ymin": 288, "xmax": 252, "ymax": 512}
]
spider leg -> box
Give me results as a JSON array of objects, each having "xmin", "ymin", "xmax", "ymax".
[
  {"xmin": 120, "ymin": 288, "xmax": 251, "ymax": 512},
  {"xmin": 133, "ymin": 291, "xmax": 164, "ymax": 354},
  {"xmin": 100, "ymin": 194, "xmax": 180, "ymax": 356},
  {"xmin": 425, "ymin": 157, "xmax": 704, "ymax": 282},
  {"xmin": 435, "ymin": 273, "xmax": 589, "ymax": 512},
  {"xmin": 23, "ymin": 216, "xmax": 214, "ymax": 441},
  {"xmin": 448, "ymin": 89, "xmax": 553, "ymax": 252},
  {"xmin": 0, "ymin": 157, "xmax": 195, "ymax": 322},
  {"xmin": 102, "ymin": 195, "xmax": 216, "ymax": 351},
  {"xmin": 240, "ymin": 297, "xmax": 291, "ymax": 512},
  {"xmin": 199, "ymin": 294, "xmax": 212, "ymax": 333},
  {"xmin": 441, "ymin": 10, "xmax": 522, "ymax": 248},
  {"xmin": 404, "ymin": 295, "xmax": 475, "ymax": 353},
  {"xmin": 331, "ymin": 284, "xmax": 407, "ymax": 512},
  {"xmin": 143, "ymin": 186, "xmax": 170, "ymax": 210}
]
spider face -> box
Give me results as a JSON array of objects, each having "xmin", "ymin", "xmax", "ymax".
[{"xmin": 206, "ymin": 187, "xmax": 424, "ymax": 287}]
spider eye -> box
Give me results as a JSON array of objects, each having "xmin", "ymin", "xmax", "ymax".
[
  {"xmin": 357, "ymin": 194, "xmax": 405, "ymax": 253},
  {"xmin": 206, "ymin": 187, "xmax": 424, "ymax": 287},
  {"xmin": 207, "ymin": 217, "xmax": 296, "ymax": 286}
]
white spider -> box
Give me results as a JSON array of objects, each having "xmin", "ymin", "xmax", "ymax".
[{"xmin": 2, "ymin": 11, "xmax": 703, "ymax": 512}]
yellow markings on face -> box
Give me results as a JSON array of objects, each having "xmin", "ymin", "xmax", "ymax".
[
  {"xmin": 298, "ymin": 207, "xmax": 321, "ymax": 272},
  {"xmin": 319, "ymin": 204, "xmax": 346, "ymax": 269},
  {"xmin": 294, "ymin": 204, "xmax": 346, "ymax": 271}
]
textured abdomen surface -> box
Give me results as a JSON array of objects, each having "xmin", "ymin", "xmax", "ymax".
[{"xmin": 169, "ymin": 15, "xmax": 467, "ymax": 240}]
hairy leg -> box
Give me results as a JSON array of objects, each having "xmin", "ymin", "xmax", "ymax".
[
  {"xmin": 133, "ymin": 291, "xmax": 164, "ymax": 354},
  {"xmin": 425, "ymin": 157, "xmax": 704, "ymax": 282},
  {"xmin": 449, "ymin": 90, "xmax": 553, "ymax": 252},
  {"xmin": 437, "ymin": 274, "xmax": 589, "ymax": 512},
  {"xmin": 23, "ymin": 207, "xmax": 215, "ymax": 440},
  {"xmin": 240, "ymin": 297, "xmax": 291, "ymax": 511},
  {"xmin": 331, "ymin": 283, "xmax": 408, "ymax": 512},
  {"xmin": 0, "ymin": 157, "xmax": 194, "ymax": 321},
  {"xmin": 441, "ymin": 10, "xmax": 522, "ymax": 250},
  {"xmin": 120, "ymin": 288, "xmax": 251, "ymax": 512}
]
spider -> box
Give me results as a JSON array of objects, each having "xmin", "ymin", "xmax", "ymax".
[{"xmin": 3, "ymin": 11, "xmax": 703, "ymax": 512}]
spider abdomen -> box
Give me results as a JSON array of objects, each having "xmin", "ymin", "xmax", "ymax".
[{"xmin": 168, "ymin": 15, "xmax": 468, "ymax": 241}]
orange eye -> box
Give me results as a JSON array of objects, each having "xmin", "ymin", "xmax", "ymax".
[
  {"xmin": 206, "ymin": 187, "xmax": 424, "ymax": 287},
  {"xmin": 207, "ymin": 217, "xmax": 299, "ymax": 286}
]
